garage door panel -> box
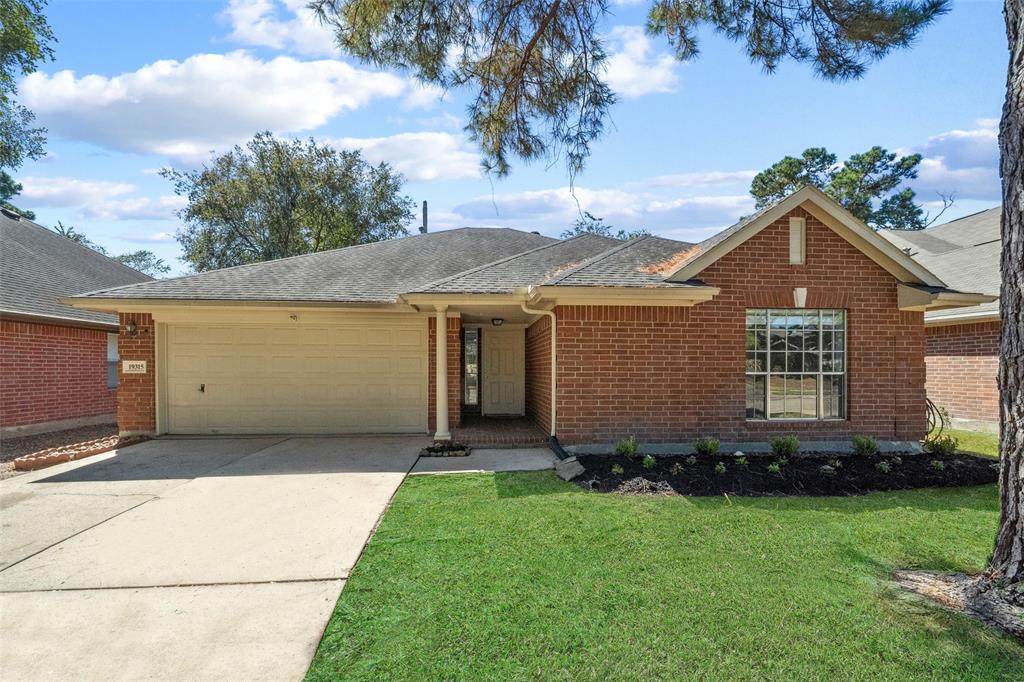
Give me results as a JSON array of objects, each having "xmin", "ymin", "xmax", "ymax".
[{"xmin": 166, "ymin": 320, "xmax": 427, "ymax": 434}]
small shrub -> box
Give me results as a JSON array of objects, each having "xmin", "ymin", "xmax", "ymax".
[
  {"xmin": 930, "ymin": 459, "xmax": 946, "ymax": 471},
  {"xmin": 767, "ymin": 462, "xmax": 781, "ymax": 474},
  {"xmin": 714, "ymin": 461, "xmax": 727, "ymax": 474},
  {"xmin": 923, "ymin": 434, "xmax": 958, "ymax": 457},
  {"xmin": 615, "ymin": 436, "xmax": 639, "ymax": 458},
  {"xmin": 693, "ymin": 436, "xmax": 721, "ymax": 456},
  {"xmin": 642, "ymin": 454, "xmax": 656, "ymax": 470},
  {"xmin": 610, "ymin": 463, "xmax": 625, "ymax": 476},
  {"xmin": 776, "ymin": 456, "xmax": 789, "ymax": 466},
  {"xmin": 852, "ymin": 435, "xmax": 879, "ymax": 456},
  {"xmin": 686, "ymin": 455, "xmax": 697, "ymax": 465},
  {"xmin": 770, "ymin": 435, "xmax": 800, "ymax": 458},
  {"xmin": 875, "ymin": 460, "xmax": 891, "ymax": 474},
  {"xmin": 736, "ymin": 456, "xmax": 748, "ymax": 467},
  {"xmin": 670, "ymin": 461, "xmax": 684, "ymax": 476}
]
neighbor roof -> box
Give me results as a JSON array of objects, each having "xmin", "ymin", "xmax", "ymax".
[
  {"xmin": 75, "ymin": 228, "xmax": 556, "ymax": 303},
  {"xmin": 880, "ymin": 207, "xmax": 1001, "ymax": 322},
  {"xmin": 1, "ymin": 210, "xmax": 152, "ymax": 328}
]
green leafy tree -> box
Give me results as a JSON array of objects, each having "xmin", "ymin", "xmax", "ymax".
[
  {"xmin": 161, "ymin": 132, "xmax": 414, "ymax": 272},
  {"xmin": 559, "ymin": 211, "xmax": 648, "ymax": 240},
  {"xmin": 0, "ymin": 169, "xmax": 34, "ymax": 218},
  {"xmin": 52, "ymin": 221, "xmax": 170, "ymax": 277},
  {"xmin": 0, "ymin": 0, "xmax": 55, "ymax": 169},
  {"xmin": 312, "ymin": 0, "xmax": 948, "ymax": 177},
  {"xmin": 750, "ymin": 146, "xmax": 950, "ymax": 230}
]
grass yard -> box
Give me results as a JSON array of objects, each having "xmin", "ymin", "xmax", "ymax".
[
  {"xmin": 944, "ymin": 429, "xmax": 1000, "ymax": 459},
  {"xmin": 307, "ymin": 473, "xmax": 1022, "ymax": 681}
]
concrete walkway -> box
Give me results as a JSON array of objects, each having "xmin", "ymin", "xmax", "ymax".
[
  {"xmin": 410, "ymin": 447, "xmax": 557, "ymax": 475},
  {"xmin": 0, "ymin": 435, "xmax": 425, "ymax": 681}
]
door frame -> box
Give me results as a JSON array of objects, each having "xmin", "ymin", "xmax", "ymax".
[{"xmin": 479, "ymin": 325, "xmax": 526, "ymax": 416}]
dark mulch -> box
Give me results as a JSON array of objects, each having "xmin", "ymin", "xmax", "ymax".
[
  {"xmin": 0, "ymin": 423, "xmax": 118, "ymax": 462},
  {"xmin": 419, "ymin": 441, "xmax": 472, "ymax": 457},
  {"xmin": 575, "ymin": 452, "xmax": 1000, "ymax": 497}
]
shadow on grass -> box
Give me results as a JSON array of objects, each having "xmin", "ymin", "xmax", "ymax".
[{"xmin": 492, "ymin": 470, "xmax": 585, "ymax": 499}]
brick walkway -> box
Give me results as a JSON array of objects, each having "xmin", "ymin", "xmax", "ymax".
[{"xmin": 452, "ymin": 416, "xmax": 547, "ymax": 447}]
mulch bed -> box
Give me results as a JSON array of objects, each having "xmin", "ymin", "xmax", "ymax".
[
  {"xmin": 419, "ymin": 441, "xmax": 473, "ymax": 457},
  {"xmin": 574, "ymin": 452, "xmax": 1000, "ymax": 496}
]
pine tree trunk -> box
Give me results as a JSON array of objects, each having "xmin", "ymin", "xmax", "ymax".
[{"xmin": 992, "ymin": 0, "xmax": 1024, "ymax": 586}]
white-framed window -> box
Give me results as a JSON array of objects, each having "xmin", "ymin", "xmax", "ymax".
[
  {"xmin": 107, "ymin": 333, "xmax": 119, "ymax": 389},
  {"xmin": 745, "ymin": 309, "xmax": 846, "ymax": 420}
]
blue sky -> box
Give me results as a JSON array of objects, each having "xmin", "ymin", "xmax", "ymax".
[{"xmin": 14, "ymin": 0, "xmax": 1005, "ymax": 275}]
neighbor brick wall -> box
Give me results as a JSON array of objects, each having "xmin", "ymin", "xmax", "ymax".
[
  {"xmin": 117, "ymin": 313, "xmax": 156, "ymax": 435},
  {"xmin": 0, "ymin": 318, "xmax": 115, "ymax": 429},
  {"xmin": 525, "ymin": 316, "xmax": 552, "ymax": 435},
  {"xmin": 554, "ymin": 207, "xmax": 927, "ymax": 444},
  {"xmin": 925, "ymin": 320, "xmax": 1000, "ymax": 425},
  {"xmin": 427, "ymin": 315, "xmax": 461, "ymax": 434}
]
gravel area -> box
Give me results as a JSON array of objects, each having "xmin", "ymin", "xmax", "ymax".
[{"xmin": 1, "ymin": 423, "xmax": 118, "ymax": 463}]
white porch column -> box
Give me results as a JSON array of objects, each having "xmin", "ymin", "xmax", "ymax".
[{"xmin": 434, "ymin": 306, "xmax": 451, "ymax": 440}]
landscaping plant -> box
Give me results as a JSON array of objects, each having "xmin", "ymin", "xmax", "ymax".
[
  {"xmin": 923, "ymin": 434, "xmax": 959, "ymax": 457},
  {"xmin": 852, "ymin": 435, "xmax": 880, "ymax": 456},
  {"xmin": 615, "ymin": 436, "xmax": 639, "ymax": 458},
  {"xmin": 693, "ymin": 436, "xmax": 720, "ymax": 457},
  {"xmin": 770, "ymin": 435, "xmax": 800, "ymax": 458},
  {"xmin": 642, "ymin": 454, "xmax": 656, "ymax": 470}
]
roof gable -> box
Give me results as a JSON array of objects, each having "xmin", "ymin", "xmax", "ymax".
[{"xmin": 664, "ymin": 186, "xmax": 947, "ymax": 288}]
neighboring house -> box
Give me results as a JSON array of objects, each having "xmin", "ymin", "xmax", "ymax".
[
  {"xmin": 881, "ymin": 207, "xmax": 1002, "ymax": 432},
  {"xmin": 64, "ymin": 187, "xmax": 992, "ymax": 445},
  {"xmin": 1, "ymin": 209, "xmax": 152, "ymax": 436}
]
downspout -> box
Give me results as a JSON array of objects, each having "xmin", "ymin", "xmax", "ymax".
[{"xmin": 520, "ymin": 300, "xmax": 569, "ymax": 459}]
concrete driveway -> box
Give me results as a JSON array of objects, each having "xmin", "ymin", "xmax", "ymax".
[{"xmin": 0, "ymin": 435, "xmax": 425, "ymax": 681}]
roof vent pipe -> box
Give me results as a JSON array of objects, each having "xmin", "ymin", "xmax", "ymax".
[{"xmin": 420, "ymin": 200, "xmax": 428, "ymax": 234}]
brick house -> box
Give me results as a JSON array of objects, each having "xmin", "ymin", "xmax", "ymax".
[
  {"xmin": 882, "ymin": 207, "xmax": 1002, "ymax": 432},
  {"xmin": 65, "ymin": 187, "xmax": 991, "ymax": 446},
  {"xmin": 1, "ymin": 210, "xmax": 152, "ymax": 435}
]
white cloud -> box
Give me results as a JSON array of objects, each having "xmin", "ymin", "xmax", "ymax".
[
  {"xmin": 20, "ymin": 51, "xmax": 419, "ymax": 162},
  {"xmin": 446, "ymin": 185, "xmax": 752, "ymax": 239},
  {"xmin": 221, "ymin": 0, "xmax": 338, "ymax": 57},
  {"xmin": 604, "ymin": 26, "xmax": 679, "ymax": 99},
  {"xmin": 416, "ymin": 112, "xmax": 463, "ymax": 131},
  {"xmin": 19, "ymin": 176, "xmax": 136, "ymax": 206},
  {"xmin": 329, "ymin": 132, "xmax": 480, "ymax": 182},
  {"xmin": 646, "ymin": 170, "xmax": 758, "ymax": 187},
  {"xmin": 17, "ymin": 176, "xmax": 185, "ymax": 221},
  {"xmin": 402, "ymin": 82, "xmax": 445, "ymax": 110},
  {"xmin": 118, "ymin": 231, "xmax": 177, "ymax": 244},
  {"xmin": 912, "ymin": 118, "xmax": 999, "ymax": 200}
]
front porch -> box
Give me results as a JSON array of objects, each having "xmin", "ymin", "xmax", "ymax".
[{"xmin": 452, "ymin": 415, "xmax": 548, "ymax": 447}]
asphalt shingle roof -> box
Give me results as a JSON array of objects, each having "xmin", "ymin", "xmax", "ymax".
[
  {"xmin": 546, "ymin": 235, "xmax": 703, "ymax": 288},
  {"xmin": 417, "ymin": 233, "xmax": 619, "ymax": 293},
  {"xmin": 880, "ymin": 207, "xmax": 1001, "ymax": 321},
  {"xmin": 77, "ymin": 228, "xmax": 556, "ymax": 303},
  {"xmin": 1, "ymin": 211, "xmax": 152, "ymax": 327}
]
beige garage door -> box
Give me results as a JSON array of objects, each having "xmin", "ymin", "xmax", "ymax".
[{"xmin": 165, "ymin": 321, "xmax": 428, "ymax": 434}]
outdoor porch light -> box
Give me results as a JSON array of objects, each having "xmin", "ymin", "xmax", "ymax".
[
  {"xmin": 491, "ymin": 318, "xmax": 504, "ymax": 326},
  {"xmin": 125, "ymin": 320, "xmax": 138, "ymax": 337}
]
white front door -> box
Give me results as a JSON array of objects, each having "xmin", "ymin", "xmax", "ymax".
[{"xmin": 482, "ymin": 327, "xmax": 525, "ymax": 416}]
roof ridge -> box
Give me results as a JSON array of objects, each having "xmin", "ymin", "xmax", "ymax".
[
  {"xmin": 5, "ymin": 216, "xmax": 154, "ymax": 282},
  {"xmin": 415, "ymin": 233, "xmax": 607, "ymax": 292},
  {"xmin": 543, "ymin": 235, "xmax": 652, "ymax": 285},
  {"xmin": 74, "ymin": 226, "xmax": 541, "ymax": 298}
]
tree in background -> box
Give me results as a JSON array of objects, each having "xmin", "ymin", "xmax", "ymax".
[
  {"xmin": 52, "ymin": 221, "xmax": 171, "ymax": 277},
  {"xmin": 750, "ymin": 146, "xmax": 951, "ymax": 230},
  {"xmin": 0, "ymin": 0, "xmax": 54, "ymax": 169},
  {"xmin": 560, "ymin": 212, "xmax": 648, "ymax": 240},
  {"xmin": 161, "ymin": 132, "xmax": 414, "ymax": 272},
  {"xmin": 1, "ymin": 169, "xmax": 34, "ymax": 218}
]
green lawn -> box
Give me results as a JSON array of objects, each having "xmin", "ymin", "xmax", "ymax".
[
  {"xmin": 307, "ymin": 474, "xmax": 1021, "ymax": 681},
  {"xmin": 943, "ymin": 429, "xmax": 1000, "ymax": 459}
]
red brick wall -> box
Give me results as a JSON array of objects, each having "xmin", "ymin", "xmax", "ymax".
[
  {"xmin": 525, "ymin": 316, "xmax": 552, "ymax": 435},
  {"xmin": 117, "ymin": 313, "xmax": 156, "ymax": 435},
  {"xmin": 427, "ymin": 315, "xmax": 461, "ymax": 434},
  {"xmin": 0, "ymin": 318, "xmax": 116, "ymax": 428},
  {"xmin": 554, "ymin": 207, "xmax": 927, "ymax": 444},
  {"xmin": 925, "ymin": 320, "xmax": 1000, "ymax": 424}
]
